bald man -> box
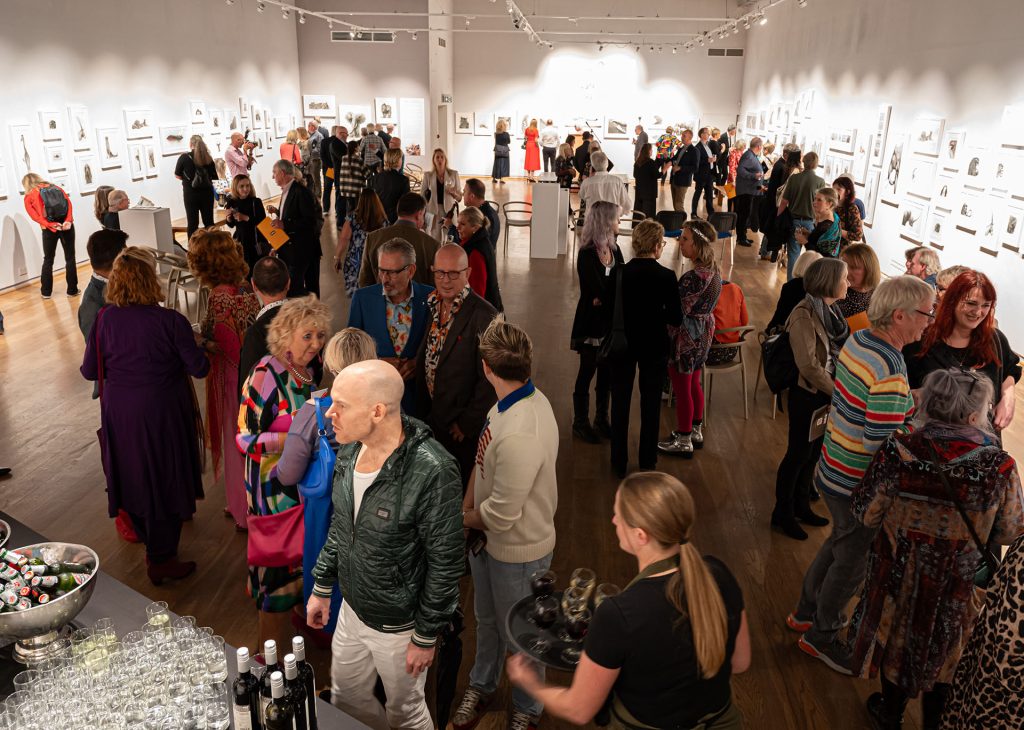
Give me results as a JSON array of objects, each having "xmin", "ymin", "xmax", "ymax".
[
  {"xmin": 416, "ymin": 244, "xmax": 498, "ymax": 486},
  {"xmin": 225, "ymin": 131, "xmax": 252, "ymax": 179},
  {"xmin": 309, "ymin": 360, "xmax": 463, "ymax": 730}
]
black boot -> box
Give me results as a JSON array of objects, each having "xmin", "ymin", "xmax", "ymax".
[
  {"xmin": 771, "ymin": 510, "xmax": 808, "ymax": 540},
  {"xmin": 572, "ymin": 393, "xmax": 600, "ymax": 443},
  {"xmin": 866, "ymin": 693, "xmax": 904, "ymax": 730},
  {"xmin": 573, "ymin": 420, "xmax": 601, "ymax": 444},
  {"xmin": 594, "ymin": 393, "xmax": 611, "ymax": 439}
]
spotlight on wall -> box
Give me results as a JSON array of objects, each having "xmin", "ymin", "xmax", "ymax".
[
  {"xmin": 758, "ymin": 13, "xmax": 768, "ymax": 25},
  {"xmin": 707, "ymin": 32, "xmax": 714, "ymax": 43},
  {"xmin": 598, "ymin": 44, "xmax": 604, "ymax": 51},
  {"xmin": 798, "ymin": 0, "xmax": 808, "ymax": 6},
  {"xmin": 298, "ymin": 12, "xmax": 305, "ymax": 24},
  {"xmin": 411, "ymin": 31, "xmax": 418, "ymax": 39},
  {"xmin": 733, "ymin": 24, "xmax": 740, "ymax": 34},
  {"xmin": 225, "ymin": 0, "xmax": 234, "ymax": 5},
  {"xmin": 697, "ymin": 35, "xmax": 704, "ymax": 46},
  {"xmin": 348, "ymin": 29, "xmax": 356, "ymax": 38},
  {"xmin": 465, "ymin": 18, "xmax": 471, "ymax": 27},
  {"xmin": 685, "ymin": 44, "xmax": 693, "ymax": 52},
  {"xmin": 281, "ymin": 7, "xmax": 289, "ymax": 19},
  {"xmin": 256, "ymin": 1, "xmax": 264, "ymax": 12},
  {"xmin": 742, "ymin": 17, "xmax": 750, "ymax": 29},
  {"xmin": 671, "ymin": 46, "xmax": 677, "ymax": 54}
]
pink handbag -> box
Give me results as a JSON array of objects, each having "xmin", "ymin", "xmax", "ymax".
[{"xmin": 247, "ymin": 504, "xmax": 304, "ymax": 568}]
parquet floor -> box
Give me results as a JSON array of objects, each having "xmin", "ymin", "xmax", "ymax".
[{"xmin": 2, "ymin": 179, "xmax": 1018, "ymax": 729}]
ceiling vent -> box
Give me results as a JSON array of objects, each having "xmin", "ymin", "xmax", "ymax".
[
  {"xmin": 331, "ymin": 30, "xmax": 396, "ymax": 43},
  {"xmin": 708, "ymin": 48, "xmax": 744, "ymax": 57}
]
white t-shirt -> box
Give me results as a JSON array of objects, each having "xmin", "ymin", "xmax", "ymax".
[
  {"xmin": 540, "ymin": 126, "xmax": 560, "ymax": 148},
  {"xmin": 352, "ymin": 445, "xmax": 381, "ymax": 523}
]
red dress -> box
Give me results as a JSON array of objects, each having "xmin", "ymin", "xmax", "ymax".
[{"xmin": 524, "ymin": 128, "xmax": 540, "ymax": 172}]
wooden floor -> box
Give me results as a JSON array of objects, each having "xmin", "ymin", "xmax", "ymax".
[{"xmin": 2, "ymin": 179, "xmax": 1019, "ymax": 729}]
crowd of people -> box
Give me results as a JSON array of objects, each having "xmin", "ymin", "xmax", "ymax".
[{"xmin": 9, "ymin": 115, "xmax": 1018, "ymax": 730}]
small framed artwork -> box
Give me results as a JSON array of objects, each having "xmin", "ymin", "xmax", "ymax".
[
  {"xmin": 375, "ymin": 97, "xmax": 398, "ymax": 125},
  {"xmin": 123, "ymin": 108, "xmax": 154, "ymax": 140},
  {"xmin": 263, "ymin": 108, "xmax": 272, "ymax": 132},
  {"xmin": 38, "ymin": 110, "xmax": 64, "ymax": 142},
  {"xmin": 962, "ymin": 145, "xmax": 989, "ymax": 192},
  {"xmin": 189, "ymin": 101, "xmax": 207, "ymax": 125},
  {"xmin": 239, "ymin": 98, "xmax": 250, "ymax": 118},
  {"xmin": 159, "ymin": 124, "xmax": 189, "ymax": 156},
  {"xmin": 455, "ymin": 112, "xmax": 472, "ymax": 134},
  {"xmin": 956, "ymin": 189, "xmax": 986, "ymax": 235},
  {"xmin": 1000, "ymin": 103, "xmax": 1024, "ymax": 151},
  {"xmin": 75, "ymin": 154, "xmax": 99, "ymax": 195},
  {"xmin": 910, "ymin": 117, "xmax": 945, "ymax": 157},
  {"xmin": 881, "ymin": 133, "xmax": 907, "ymax": 205},
  {"xmin": 96, "ymin": 127, "xmax": 124, "ymax": 170},
  {"xmin": 143, "ymin": 143, "xmax": 159, "ymax": 177},
  {"xmin": 860, "ymin": 168, "xmax": 881, "ymax": 226},
  {"xmin": 127, "ymin": 143, "xmax": 145, "ymax": 181},
  {"xmin": 209, "ymin": 109, "xmax": 224, "ymax": 134},
  {"xmin": 997, "ymin": 204, "xmax": 1024, "ymax": 250},
  {"xmin": 605, "ymin": 117, "xmax": 629, "ymax": 139},
  {"xmin": 49, "ymin": 173, "xmax": 71, "ymax": 195},
  {"xmin": 252, "ymin": 107, "xmax": 264, "ymax": 130},
  {"xmin": 303, "ymin": 94, "xmax": 336, "ymax": 119},
  {"xmin": 45, "ymin": 143, "xmax": 67, "ymax": 172},
  {"xmin": 474, "ymin": 112, "xmax": 494, "ymax": 137},
  {"xmin": 870, "ymin": 104, "xmax": 891, "ymax": 168},
  {"xmin": 940, "ymin": 130, "xmax": 965, "ymax": 171},
  {"xmin": 273, "ymin": 116, "xmax": 290, "ymax": 138},
  {"xmin": 494, "ymin": 112, "xmax": 514, "ymax": 136},
  {"xmin": 897, "ymin": 199, "xmax": 927, "ymax": 242},
  {"xmin": 228, "ymin": 112, "xmax": 240, "ymax": 132},
  {"xmin": 852, "ymin": 134, "xmax": 871, "ymax": 185},
  {"xmin": 933, "ymin": 172, "xmax": 956, "ymax": 211},
  {"xmin": 925, "ymin": 209, "xmax": 948, "ymax": 248},
  {"xmin": 66, "ymin": 104, "xmax": 92, "ymax": 151},
  {"xmin": 829, "ymin": 128, "xmax": 856, "ymax": 155},
  {"xmin": 902, "ymin": 156, "xmax": 936, "ymax": 200},
  {"xmin": 263, "ymin": 129, "xmax": 273, "ymax": 154},
  {"xmin": 9, "ymin": 123, "xmax": 39, "ymax": 180}
]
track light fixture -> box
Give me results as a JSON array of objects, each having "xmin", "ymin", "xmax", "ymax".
[
  {"xmin": 798, "ymin": 0, "xmax": 808, "ymax": 6},
  {"xmin": 671, "ymin": 46, "xmax": 677, "ymax": 54},
  {"xmin": 298, "ymin": 12, "xmax": 305, "ymax": 23},
  {"xmin": 225, "ymin": 0, "xmax": 234, "ymax": 5},
  {"xmin": 733, "ymin": 24, "xmax": 740, "ymax": 34},
  {"xmin": 281, "ymin": 7, "xmax": 289, "ymax": 19},
  {"xmin": 411, "ymin": 31, "xmax": 418, "ymax": 39},
  {"xmin": 697, "ymin": 35, "xmax": 704, "ymax": 46},
  {"xmin": 742, "ymin": 17, "xmax": 750, "ymax": 29},
  {"xmin": 256, "ymin": 1, "xmax": 264, "ymax": 12}
]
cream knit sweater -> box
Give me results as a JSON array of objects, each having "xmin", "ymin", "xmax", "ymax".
[{"xmin": 475, "ymin": 386, "xmax": 559, "ymax": 563}]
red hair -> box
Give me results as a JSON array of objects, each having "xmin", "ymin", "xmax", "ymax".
[{"xmin": 918, "ymin": 270, "xmax": 999, "ymax": 366}]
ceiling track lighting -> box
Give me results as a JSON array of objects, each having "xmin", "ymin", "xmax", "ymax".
[
  {"xmin": 671, "ymin": 46, "xmax": 677, "ymax": 54},
  {"xmin": 256, "ymin": 1, "xmax": 264, "ymax": 12},
  {"xmin": 225, "ymin": 0, "xmax": 234, "ymax": 4},
  {"xmin": 798, "ymin": 0, "xmax": 808, "ymax": 6},
  {"xmin": 759, "ymin": 13, "xmax": 768, "ymax": 25},
  {"xmin": 298, "ymin": 12, "xmax": 305, "ymax": 23},
  {"xmin": 411, "ymin": 31, "xmax": 418, "ymax": 40},
  {"xmin": 281, "ymin": 7, "xmax": 289, "ymax": 19}
]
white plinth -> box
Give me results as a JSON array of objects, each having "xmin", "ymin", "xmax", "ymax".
[
  {"xmin": 120, "ymin": 207, "xmax": 175, "ymax": 254},
  {"xmin": 531, "ymin": 178, "xmax": 562, "ymax": 259}
]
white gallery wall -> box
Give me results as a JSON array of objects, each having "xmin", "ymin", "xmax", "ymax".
[
  {"xmin": 0, "ymin": 0, "xmax": 302, "ymax": 291},
  {"xmin": 741, "ymin": 0, "xmax": 1024, "ymax": 345}
]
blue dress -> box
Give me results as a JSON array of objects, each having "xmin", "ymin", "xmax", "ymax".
[{"xmin": 343, "ymin": 214, "xmax": 368, "ymax": 297}]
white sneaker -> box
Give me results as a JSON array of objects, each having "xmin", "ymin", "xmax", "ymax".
[
  {"xmin": 509, "ymin": 708, "xmax": 539, "ymax": 730},
  {"xmin": 657, "ymin": 432, "xmax": 694, "ymax": 458}
]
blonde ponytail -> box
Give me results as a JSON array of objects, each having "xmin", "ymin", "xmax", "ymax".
[
  {"xmin": 618, "ymin": 472, "xmax": 730, "ymax": 679},
  {"xmin": 669, "ymin": 542, "xmax": 728, "ymax": 678}
]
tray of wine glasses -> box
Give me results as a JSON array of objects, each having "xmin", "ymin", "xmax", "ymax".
[{"xmin": 505, "ymin": 591, "xmax": 580, "ymax": 672}]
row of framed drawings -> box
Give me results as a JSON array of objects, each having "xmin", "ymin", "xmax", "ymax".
[
  {"xmin": 301, "ymin": 95, "xmax": 398, "ymax": 128},
  {"xmin": 742, "ymin": 98, "xmax": 1024, "ymax": 259},
  {"xmin": 1, "ymin": 99, "xmax": 300, "ymax": 198},
  {"xmin": 453, "ymin": 111, "xmax": 699, "ymax": 141}
]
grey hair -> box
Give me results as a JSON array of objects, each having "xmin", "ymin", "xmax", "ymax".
[
  {"xmin": 867, "ymin": 275, "xmax": 935, "ymax": 329},
  {"xmin": 914, "ymin": 368, "xmax": 994, "ymax": 433},
  {"xmin": 936, "ymin": 265, "xmax": 970, "ymax": 290},
  {"xmin": 727, "ymin": 124, "xmax": 737, "ymax": 132},
  {"xmin": 580, "ymin": 201, "xmax": 620, "ymax": 257},
  {"xmin": 377, "ymin": 238, "xmax": 416, "ymax": 266},
  {"xmin": 905, "ymin": 245, "xmax": 942, "ymax": 277},
  {"xmin": 792, "ymin": 250, "xmax": 822, "ymax": 278},
  {"xmin": 273, "ymin": 159, "xmax": 297, "ymax": 177},
  {"xmin": 590, "ymin": 151, "xmax": 609, "ymax": 172},
  {"xmin": 803, "ymin": 258, "xmax": 848, "ymax": 299}
]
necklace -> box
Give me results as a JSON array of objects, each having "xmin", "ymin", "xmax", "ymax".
[{"xmin": 286, "ymin": 361, "xmax": 313, "ymax": 384}]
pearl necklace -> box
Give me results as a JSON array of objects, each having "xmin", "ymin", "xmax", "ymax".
[{"xmin": 286, "ymin": 361, "xmax": 313, "ymax": 384}]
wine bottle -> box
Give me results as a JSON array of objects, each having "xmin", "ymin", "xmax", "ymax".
[
  {"xmin": 283, "ymin": 654, "xmax": 308, "ymax": 730},
  {"xmin": 260, "ymin": 640, "xmax": 281, "ymax": 725},
  {"xmin": 292, "ymin": 637, "xmax": 318, "ymax": 729},
  {"xmin": 264, "ymin": 672, "xmax": 295, "ymax": 730},
  {"xmin": 232, "ymin": 648, "xmax": 261, "ymax": 730}
]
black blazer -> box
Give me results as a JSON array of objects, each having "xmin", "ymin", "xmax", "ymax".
[
  {"xmin": 224, "ymin": 196, "xmax": 267, "ymax": 251},
  {"xmin": 620, "ymin": 258, "xmax": 683, "ymax": 360},
  {"xmin": 571, "ymin": 245, "xmax": 625, "ymax": 347},
  {"xmin": 694, "ymin": 142, "xmax": 716, "ymax": 183},
  {"xmin": 372, "ymin": 170, "xmax": 411, "ymax": 224},
  {"xmin": 415, "ymin": 291, "xmax": 498, "ymax": 438},
  {"xmin": 279, "ymin": 181, "xmax": 320, "ymax": 259},
  {"xmin": 573, "ymin": 141, "xmax": 591, "ymax": 178},
  {"xmin": 632, "ymin": 159, "xmax": 661, "ymax": 200},
  {"xmin": 670, "ymin": 144, "xmax": 698, "ymax": 187},
  {"xmin": 462, "ymin": 226, "xmax": 503, "ymax": 312},
  {"xmin": 717, "ymin": 133, "xmax": 731, "ymax": 177}
]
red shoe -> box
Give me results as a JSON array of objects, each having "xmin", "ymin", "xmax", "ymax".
[
  {"xmin": 115, "ymin": 510, "xmax": 140, "ymax": 543},
  {"xmin": 146, "ymin": 558, "xmax": 197, "ymax": 586}
]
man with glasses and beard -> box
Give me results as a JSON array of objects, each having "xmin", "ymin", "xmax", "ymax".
[
  {"xmin": 415, "ymin": 245, "xmax": 497, "ymax": 488},
  {"xmin": 348, "ymin": 239, "xmax": 433, "ymax": 416}
]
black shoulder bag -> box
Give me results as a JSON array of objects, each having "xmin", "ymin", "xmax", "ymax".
[
  {"xmin": 597, "ymin": 267, "xmax": 628, "ymax": 364},
  {"xmin": 926, "ymin": 438, "xmax": 1000, "ymax": 588}
]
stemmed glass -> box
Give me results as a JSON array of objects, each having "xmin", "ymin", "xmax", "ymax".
[
  {"xmin": 560, "ymin": 607, "xmax": 592, "ymax": 665},
  {"xmin": 595, "ymin": 583, "xmax": 621, "ymax": 608},
  {"xmin": 527, "ymin": 595, "xmax": 559, "ymax": 654},
  {"xmin": 529, "ymin": 569, "xmax": 556, "ymax": 598},
  {"xmin": 570, "ymin": 568, "xmax": 597, "ymax": 601},
  {"xmin": 558, "ymin": 586, "xmax": 588, "ymax": 641}
]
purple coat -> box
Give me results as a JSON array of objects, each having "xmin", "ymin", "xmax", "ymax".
[{"xmin": 81, "ymin": 305, "xmax": 210, "ymax": 521}]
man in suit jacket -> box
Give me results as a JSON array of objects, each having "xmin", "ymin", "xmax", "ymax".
[
  {"xmin": 442, "ymin": 179, "xmax": 500, "ymax": 251},
  {"xmin": 573, "ymin": 132, "xmax": 592, "ymax": 180},
  {"xmin": 416, "ymin": 245, "xmax": 497, "ymax": 487},
  {"xmin": 239, "ymin": 256, "xmax": 323, "ymax": 388},
  {"xmin": 267, "ymin": 159, "xmax": 321, "ymax": 297},
  {"xmin": 717, "ymin": 125, "xmax": 735, "ymax": 184},
  {"xmin": 669, "ymin": 129, "xmax": 697, "ymax": 213},
  {"xmin": 322, "ymin": 126, "xmax": 349, "ymax": 213},
  {"xmin": 79, "ymin": 228, "xmax": 128, "ymax": 398},
  {"xmin": 691, "ymin": 127, "xmax": 718, "ymax": 219},
  {"xmin": 358, "ymin": 192, "xmax": 441, "ymax": 288},
  {"xmin": 348, "ymin": 239, "xmax": 433, "ymax": 415}
]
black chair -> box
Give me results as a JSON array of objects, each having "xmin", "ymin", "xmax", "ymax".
[
  {"xmin": 709, "ymin": 211, "xmax": 738, "ymax": 266},
  {"xmin": 655, "ymin": 210, "xmax": 687, "ymax": 232}
]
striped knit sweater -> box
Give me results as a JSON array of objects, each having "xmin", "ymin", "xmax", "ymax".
[{"xmin": 813, "ymin": 329, "xmax": 914, "ymax": 499}]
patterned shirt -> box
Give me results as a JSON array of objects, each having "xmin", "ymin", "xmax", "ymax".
[
  {"xmin": 424, "ymin": 285, "xmax": 470, "ymax": 396},
  {"xmin": 385, "ymin": 290, "xmax": 414, "ymax": 356},
  {"xmin": 814, "ymin": 329, "xmax": 915, "ymax": 499},
  {"xmin": 655, "ymin": 133, "xmax": 679, "ymax": 159}
]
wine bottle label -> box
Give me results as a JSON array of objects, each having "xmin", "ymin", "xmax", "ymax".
[
  {"xmin": 260, "ymin": 696, "xmax": 272, "ymax": 725},
  {"xmin": 232, "ymin": 704, "xmax": 254, "ymax": 730}
]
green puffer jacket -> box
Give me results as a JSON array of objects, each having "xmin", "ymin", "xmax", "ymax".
[{"xmin": 311, "ymin": 415, "xmax": 464, "ymax": 648}]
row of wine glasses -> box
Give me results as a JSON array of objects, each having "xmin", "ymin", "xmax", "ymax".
[
  {"xmin": 526, "ymin": 568, "xmax": 621, "ymax": 665},
  {"xmin": 0, "ymin": 601, "xmax": 232, "ymax": 729}
]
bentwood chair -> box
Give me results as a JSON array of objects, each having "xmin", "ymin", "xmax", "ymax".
[
  {"xmin": 502, "ymin": 201, "xmax": 532, "ymax": 256},
  {"xmin": 702, "ymin": 325, "xmax": 756, "ymax": 423}
]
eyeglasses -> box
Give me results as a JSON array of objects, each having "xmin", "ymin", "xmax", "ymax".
[
  {"xmin": 915, "ymin": 308, "xmax": 936, "ymax": 319},
  {"xmin": 432, "ymin": 267, "xmax": 468, "ymax": 280},
  {"xmin": 378, "ymin": 264, "xmax": 411, "ymax": 277}
]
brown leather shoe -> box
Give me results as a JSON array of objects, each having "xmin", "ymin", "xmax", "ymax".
[{"xmin": 147, "ymin": 558, "xmax": 197, "ymax": 586}]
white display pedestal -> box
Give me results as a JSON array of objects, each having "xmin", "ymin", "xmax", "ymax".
[
  {"xmin": 530, "ymin": 174, "xmax": 563, "ymax": 259},
  {"xmin": 556, "ymin": 185, "xmax": 570, "ymax": 255},
  {"xmin": 120, "ymin": 207, "xmax": 175, "ymax": 254}
]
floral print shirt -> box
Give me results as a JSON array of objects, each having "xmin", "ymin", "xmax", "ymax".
[
  {"xmin": 424, "ymin": 285, "xmax": 470, "ymax": 396},
  {"xmin": 385, "ymin": 291, "xmax": 414, "ymax": 356}
]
